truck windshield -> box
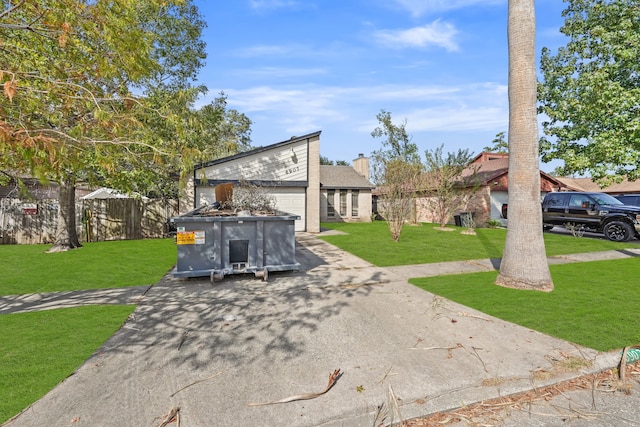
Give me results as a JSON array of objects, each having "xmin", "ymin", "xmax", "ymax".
[{"xmin": 592, "ymin": 194, "xmax": 624, "ymax": 205}]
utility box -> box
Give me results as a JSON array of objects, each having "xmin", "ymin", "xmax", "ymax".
[{"xmin": 172, "ymin": 209, "xmax": 300, "ymax": 282}]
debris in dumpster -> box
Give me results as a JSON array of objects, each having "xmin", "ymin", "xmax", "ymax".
[{"xmin": 247, "ymin": 369, "xmax": 342, "ymax": 406}]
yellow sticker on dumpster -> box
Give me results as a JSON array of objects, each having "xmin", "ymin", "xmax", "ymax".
[
  {"xmin": 176, "ymin": 231, "xmax": 195, "ymax": 245},
  {"xmin": 176, "ymin": 230, "xmax": 205, "ymax": 245}
]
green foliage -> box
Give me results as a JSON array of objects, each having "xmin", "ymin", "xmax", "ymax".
[
  {"xmin": 482, "ymin": 131, "xmax": 509, "ymax": 153},
  {"xmin": 0, "ymin": 1, "xmax": 252, "ymax": 247},
  {"xmin": 319, "ymin": 157, "xmax": 349, "ymax": 166},
  {"xmin": 539, "ymin": 0, "xmax": 640, "ymax": 184},
  {"xmin": 485, "ymin": 218, "xmax": 503, "ymax": 228},
  {"xmin": 0, "ymin": 239, "xmax": 176, "ymax": 295},
  {"xmin": 320, "ymin": 155, "xmax": 333, "ymax": 165},
  {"xmin": 0, "ymin": 305, "xmax": 135, "ymax": 424},
  {"xmin": 319, "ymin": 221, "xmax": 634, "ymax": 266},
  {"xmin": 411, "ymin": 258, "xmax": 640, "ymax": 351},
  {"xmin": 370, "ymin": 109, "xmax": 422, "ymax": 183},
  {"xmin": 421, "ymin": 144, "xmax": 478, "ymax": 227},
  {"xmin": 370, "ymin": 110, "xmax": 423, "ymax": 241}
]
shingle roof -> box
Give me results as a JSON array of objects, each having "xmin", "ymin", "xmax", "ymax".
[
  {"xmin": 319, "ymin": 165, "xmax": 374, "ymax": 189},
  {"xmin": 460, "ymin": 157, "xmax": 509, "ymax": 184},
  {"xmin": 555, "ymin": 176, "xmax": 640, "ymax": 193}
]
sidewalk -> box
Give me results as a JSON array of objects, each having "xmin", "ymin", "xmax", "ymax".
[
  {"xmin": 3, "ymin": 237, "xmax": 640, "ymax": 426},
  {"xmin": 0, "ymin": 285, "xmax": 151, "ymax": 315},
  {"xmin": 385, "ymin": 248, "xmax": 640, "ymax": 280}
]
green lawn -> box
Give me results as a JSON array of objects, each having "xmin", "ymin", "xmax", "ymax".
[
  {"xmin": 0, "ymin": 305, "xmax": 136, "ymax": 424},
  {"xmin": 410, "ymin": 258, "xmax": 640, "ymax": 352},
  {"xmin": 0, "ymin": 238, "xmax": 177, "ymax": 423},
  {"xmin": 320, "ymin": 221, "xmax": 636, "ymax": 266},
  {"xmin": 321, "ymin": 221, "xmax": 640, "ymax": 351},
  {"xmin": 0, "ymin": 238, "xmax": 177, "ymax": 295}
]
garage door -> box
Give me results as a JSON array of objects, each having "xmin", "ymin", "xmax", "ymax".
[{"xmin": 270, "ymin": 187, "xmax": 306, "ymax": 231}]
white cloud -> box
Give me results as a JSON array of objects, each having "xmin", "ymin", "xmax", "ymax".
[
  {"xmin": 249, "ymin": 0, "xmax": 300, "ymax": 11},
  {"xmin": 235, "ymin": 67, "xmax": 328, "ymax": 79},
  {"xmin": 236, "ymin": 45, "xmax": 299, "ymax": 57},
  {"xmin": 206, "ymin": 82, "xmax": 507, "ymax": 138},
  {"xmin": 373, "ymin": 21, "xmax": 459, "ymax": 51},
  {"xmin": 404, "ymin": 106, "xmax": 507, "ymax": 132},
  {"xmin": 393, "ymin": 0, "xmax": 504, "ymax": 17}
]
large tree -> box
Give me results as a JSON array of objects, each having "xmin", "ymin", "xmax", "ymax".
[
  {"xmin": 0, "ymin": 1, "xmax": 249, "ymax": 251},
  {"xmin": 538, "ymin": 0, "xmax": 640, "ymax": 184},
  {"xmin": 370, "ymin": 109, "xmax": 423, "ymax": 241},
  {"xmin": 496, "ymin": 0, "xmax": 553, "ymax": 291}
]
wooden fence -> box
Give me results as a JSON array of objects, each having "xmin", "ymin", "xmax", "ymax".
[{"xmin": 0, "ymin": 198, "xmax": 178, "ymax": 245}]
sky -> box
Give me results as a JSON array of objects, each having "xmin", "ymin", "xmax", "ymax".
[{"xmin": 192, "ymin": 0, "xmax": 568, "ymax": 172}]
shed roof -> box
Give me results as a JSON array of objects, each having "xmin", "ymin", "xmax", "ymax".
[
  {"xmin": 319, "ymin": 165, "xmax": 374, "ymax": 189},
  {"xmin": 80, "ymin": 187, "xmax": 148, "ymax": 200}
]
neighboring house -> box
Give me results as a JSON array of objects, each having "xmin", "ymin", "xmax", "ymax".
[
  {"xmin": 553, "ymin": 177, "xmax": 640, "ymax": 195},
  {"xmin": 188, "ymin": 132, "xmax": 322, "ymax": 232},
  {"xmin": 406, "ymin": 152, "xmax": 566, "ymax": 226},
  {"xmin": 320, "ymin": 154, "xmax": 375, "ymax": 223}
]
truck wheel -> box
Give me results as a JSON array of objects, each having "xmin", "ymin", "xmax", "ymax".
[{"xmin": 603, "ymin": 221, "xmax": 633, "ymax": 242}]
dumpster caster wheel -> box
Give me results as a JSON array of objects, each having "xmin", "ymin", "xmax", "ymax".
[
  {"xmin": 255, "ymin": 268, "xmax": 269, "ymax": 282},
  {"xmin": 211, "ymin": 271, "xmax": 224, "ymax": 282}
]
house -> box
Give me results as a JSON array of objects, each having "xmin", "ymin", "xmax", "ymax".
[
  {"xmin": 188, "ymin": 131, "xmax": 373, "ymax": 233},
  {"xmin": 412, "ymin": 152, "xmax": 567, "ymax": 226},
  {"xmin": 186, "ymin": 132, "xmax": 321, "ymax": 232},
  {"xmin": 187, "ymin": 132, "xmax": 375, "ymax": 232},
  {"xmin": 320, "ymin": 154, "xmax": 375, "ymax": 223}
]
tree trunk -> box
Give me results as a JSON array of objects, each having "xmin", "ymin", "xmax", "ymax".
[
  {"xmin": 48, "ymin": 176, "xmax": 82, "ymax": 252},
  {"xmin": 496, "ymin": 0, "xmax": 553, "ymax": 291}
]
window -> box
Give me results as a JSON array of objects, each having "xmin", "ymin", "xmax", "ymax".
[
  {"xmin": 569, "ymin": 194, "xmax": 592, "ymax": 208},
  {"xmin": 545, "ymin": 193, "xmax": 567, "ymax": 208},
  {"xmin": 327, "ymin": 190, "xmax": 335, "ymax": 217},
  {"xmin": 340, "ymin": 190, "xmax": 347, "ymax": 216},
  {"xmin": 351, "ymin": 190, "xmax": 359, "ymax": 216}
]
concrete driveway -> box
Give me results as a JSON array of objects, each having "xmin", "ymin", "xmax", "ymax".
[{"xmin": 4, "ymin": 234, "xmax": 624, "ymax": 426}]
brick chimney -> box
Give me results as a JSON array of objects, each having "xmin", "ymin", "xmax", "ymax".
[{"xmin": 352, "ymin": 153, "xmax": 370, "ymax": 181}]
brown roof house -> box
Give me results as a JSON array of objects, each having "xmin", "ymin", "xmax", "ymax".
[
  {"xmin": 413, "ymin": 152, "xmax": 566, "ymax": 227},
  {"xmin": 320, "ymin": 154, "xmax": 375, "ymax": 223},
  {"xmin": 553, "ymin": 176, "xmax": 640, "ymax": 195}
]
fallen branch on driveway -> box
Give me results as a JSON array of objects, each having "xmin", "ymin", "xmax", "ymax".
[
  {"xmin": 247, "ymin": 369, "xmax": 342, "ymax": 406},
  {"xmin": 170, "ymin": 369, "xmax": 227, "ymax": 397}
]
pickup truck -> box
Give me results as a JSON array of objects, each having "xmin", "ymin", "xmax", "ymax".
[{"xmin": 503, "ymin": 192, "xmax": 640, "ymax": 241}]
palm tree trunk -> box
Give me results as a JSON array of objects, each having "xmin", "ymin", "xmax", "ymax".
[
  {"xmin": 48, "ymin": 175, "xmax": 82, "ymax": 252},
  {"xmin": 496, "ymin": 0, "xmax": 553, "ymax": 291}
]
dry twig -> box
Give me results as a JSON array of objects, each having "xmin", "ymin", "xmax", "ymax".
[
  {"xmin": 170, "ymin": 370, "xmax": 226, "ymax": 397},
  {"xmin": 157, "ymin": 406, "xmax": 180, "ymax": 427},
  {"xmin": 247, "ymin": 369, "xmax": 342, "ymax": 406}
]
